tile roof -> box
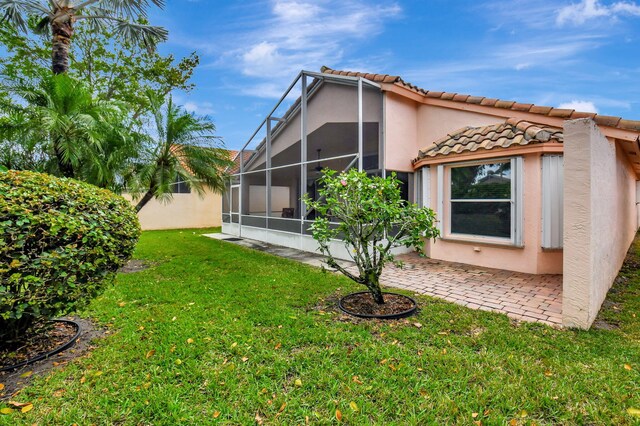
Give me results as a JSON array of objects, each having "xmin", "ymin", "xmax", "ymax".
[
  {"xmin": 227, "ymin": 150, "xmax": 254, "ymax": 174},
  {"xmin": 321, "ymin": 66, "xmax": 640, "ymax": 133},
  {"xmin": 415, "ymin": 118, "xmax": 563, "ymax": 161}
]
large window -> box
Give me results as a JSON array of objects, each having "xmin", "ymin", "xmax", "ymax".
[{"xmin": 445, "ymin": 158, "xmax": 522, "ymax": 243}]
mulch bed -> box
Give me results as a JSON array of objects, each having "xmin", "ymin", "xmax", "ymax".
[
  {"xmin": 0, "ymin": 318, "xmax": 105, "ymax": 400},
  {"xmin": 0, "ymin": 321, "xmax": 77, "ymax": 370},
  {"xmin": 340, "ymin": 292, "xmax": 416, "ymax": 317}
]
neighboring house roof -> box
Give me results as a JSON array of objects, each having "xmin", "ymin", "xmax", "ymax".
[
  {"xmin": 227, "ymin": 150, "xmax": 254, "ymax": 174},
  {"xmin": 415, "ymin": 118, "xmax": 563, "ymax": 161},
  {"xmin": 321, "ymin": 66, "xmax": 640, "ymax": 133}
]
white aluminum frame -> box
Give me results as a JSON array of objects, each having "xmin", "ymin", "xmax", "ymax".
[
  {"xmin": 223, "ymin": 70, "xmax": 383, "ymax": 245},
  {"xmin": 441, "ymin": 157, "xmax": 524, "ymax": 246}
]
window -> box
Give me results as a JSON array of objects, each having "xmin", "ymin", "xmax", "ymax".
[
  {"xmin": 441, "ymin": 158, "xmax": 522, "ymax": 244},
  {"xmin": 170, "ymin": 179, "xmax": 191, "ymax": 194}
]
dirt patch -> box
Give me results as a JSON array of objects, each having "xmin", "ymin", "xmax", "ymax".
[
  {"xmin": 340, "ymin": 292, "xmax": 416, "ymax": 318},
  {"xmin": 119, "ymin": 259, "xmax": 152, "ymax": 274},
  {"xmin": 0, "ymin": 317, "xmax": 106, "ymax": 399}
]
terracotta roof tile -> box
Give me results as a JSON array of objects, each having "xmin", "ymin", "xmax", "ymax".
[
  {"xmin": 570, "ymin": 111, "xmax": 597, "ymax": 119},
  {"xmin": 480, "ymin": 98, "xmax": 499, "ymax": 106},
  {"xmin": 619, "ymin": 119, "xmax": 640, "ymax": 132},
  {"xmin": 413, "ymin": 119, "xmax": 563, "ymax": 162},
  {"xmin": 466, "ymin": 96, "xmax": 485, "ymax": 104},
  {"xmin": 529, "ymin": 105, "xmax": 554, "ymax": 115},
  {"xmin": 548, "ymin": 109, "xmax": 574, "ymax": 118},
  {"xmin": 320, "ymin": 66, "xmax": 640, "ymax": 134},
  {"xmin": 452, "ymin": 94, "xmax": 470, "ymax": 102},
  {"xmin": 594, "ymin": 115, "xmax": 622, "ymax": 127},
  {"xmin": 494, "ymin": 100, "xmax": 516, "ymax": 109},
  {"xmin": 512, "ymin": 103, "xmax": 534, "ymax": 112}
]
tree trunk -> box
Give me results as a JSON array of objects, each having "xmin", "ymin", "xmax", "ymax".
[
  {"xmin": 365, "ymin": 271, "xmax": 385, "ymax": 304},
  {"xmin": 51, "ymin": 17, "xmax": 74, "ymax": 74},
  {"xmin": 135, "ymin": 190, "xmax": 155, "ymax": 212}
]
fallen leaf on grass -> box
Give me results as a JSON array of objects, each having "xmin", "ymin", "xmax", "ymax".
[
  {"xmin": 628, "ymin": 407, "xmax": 640, "ymax": 417},
  {"xmin": 213, "ymin": 411, "xmax": 220, "ymax": 418},
  {"xmin": 472, "ymin": 412, "xmax": 478, "ymax": 418},
  {"xmin": 80, "ymin": 376, "xmax": 86, "ymax": 384},
  {"xmin": 294, "ymin": 379, "xmax": 302, "ymax": 387},
  {"xmin": 8, "ymin": 401, "xmax": 30, "ymax": 408},
  {"xmin": 413, "ymin": 322, "xmax": 422, "ymax": 328},
  {"xmin": 241, "ymin": 357, "xmax": 249, "ymax": 362},
  {"xmin": 509, "ymin": 420, "xmax": 518, "ymax": 426},
  {"xmin": 0, "ymin": 384, "xmax": 4, "ymax": 391},
  {"xmin": 352, "ymin": 376, "xmax": 363, "ymax": 384},
  {"xmin": 544, "ymin": 370, "xmax": 553, "ymax": 377},
  {"xmin": 146, "ymin": 350, "xmax": 156, "ymax": 359},
  {"xmin": 118, "ymin": 302, "xmax": 126, "ymax": 307},
  {"xmin": 336, "ymin": 409, "xmax": 343, "ymax": 422},
  {"xmin": 255, "ymin": 412, "xmax": 264, "ymax": 425},
  {"xmin": 230, "ymin": 342, "xmax": 237, "ymax": 348},
  {"xmin": 187, "ymin": 338, "xmax": 194, "ymax": 344},
  {"xmin": 20, "ymin": 371, "xmax": 33, "ymax": 378},
  {"xmin": 0, "ymin": 408, "xmax": 13, "ymax": 415},
  {"xmin": 274, "ymin": 343, "xmax": 282, "ymax": 350},
  {"xmin": 21, "ymin": 404, "xmax": 33, "ymax": 413},
  {"xmin": 53, "ymin": 389, "xmax": 65, "ymax": 397},
  {"xmin": 624, "ymin": 364, "xmax": 632, "ymax": 371},
  {"xmin": 349, "ymin": 401, "xmax": 359, "ymax": 412}
]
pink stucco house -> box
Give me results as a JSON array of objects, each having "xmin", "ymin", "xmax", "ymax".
[{"xmin": 222, "ymin": 67, "xmax": 640, "ymax": 329}]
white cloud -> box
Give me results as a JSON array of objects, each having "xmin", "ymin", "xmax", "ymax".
[
  {"xmin": 558, "ymin": 100, "xmax": 599, "ymax": 112},
  {"xmin": 557, "ymin": 0, "xmax": 640, "ymax": 26},
  {"xmin": 231, "ymin": 0, "xmax": 401, "ymax": 88},
  {"xmin": 183, "ymin": 101, "xmax": 216, "ymax": 116}
]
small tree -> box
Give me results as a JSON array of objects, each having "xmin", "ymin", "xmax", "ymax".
[{"xmin": 304, "ymin": 169, "xmax": 440, "ymax": 304}]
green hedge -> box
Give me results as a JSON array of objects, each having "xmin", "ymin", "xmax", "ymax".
[{"xmin": 0, "ymin": 171, "xmax": 140, "ymax": 341}]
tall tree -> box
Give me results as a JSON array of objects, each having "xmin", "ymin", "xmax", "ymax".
[
  {"xmin": 0, "ymin": 0, "xmax": 168, "ymax": 74},
  {"xmin": 126, "ymin": 94, "xmax": 233, "ymax": 212}
]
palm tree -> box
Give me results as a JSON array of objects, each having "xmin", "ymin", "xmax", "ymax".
[
  {"xmin": 0, "ymin": 0, "xmax": 167, "ymax": 74},
  {"xmin": 1, "ymin": 73, "xmax": 130, "ymax": 180},
  {"xmin": 126, "ymin": 94, "xmax": 233, "ymax": 212}
]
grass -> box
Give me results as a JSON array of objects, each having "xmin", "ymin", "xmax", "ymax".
[{"xmin": 1, "ymin": 228, "xmax": 639, "ymax": 425}]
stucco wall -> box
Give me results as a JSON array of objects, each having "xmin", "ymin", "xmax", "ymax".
[
  {"xmin": 384, "ymin": 92, "xmax": 419, "ymax": 172},
  {"xmin": 384, "ymin": 98, "xmax": 504, "ymax": 172},
  {"xmin": 562, "ymin": 118, "xmax": 638, "ymax": 329},
  {"xmin": 124, "ymin": 189, "xmax": 222, "ymax": 230},
  {"xmin": 423, "ymin": 153, "xmax": 563, "ymax": 274}
]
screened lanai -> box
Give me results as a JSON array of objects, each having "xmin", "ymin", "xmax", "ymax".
[{"xmin": 222, "ymin": 71, "xmax": 406, "ymax": 254}]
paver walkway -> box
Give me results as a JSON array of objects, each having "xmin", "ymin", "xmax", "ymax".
[
  {"xmin": 379, "ymin": 253, "xmax": 563, "ymax": 326},
  {"xmin": 206, "ymin": 233, "xmax": 563, "ymax": 326}
]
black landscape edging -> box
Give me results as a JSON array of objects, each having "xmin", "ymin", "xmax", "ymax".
[
  {"xmin": 338, "ymin": 292, "xmax": 418, "ymax": 319},
  {"xmin": 0, "ymin": 319, "xmax": 81, "ymax": 372}
]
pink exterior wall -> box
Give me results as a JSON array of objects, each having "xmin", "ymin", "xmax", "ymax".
[
  {"xmin": 416, "ymin": 104, "xmax": 504, "ymax": 151},
  {"xmin": 384, "ymin": 92, "xmax": 419, "ymax": 171},
  {"xmin": 383, "ymin": 91, "xmax": 563, "ymax": 274},
  {"xmin": 562, "ymin": 119, "xmax": 638, "ymax": 328},
  {"xmin": 124, "ymin": 189, "xmax": 222, "ymax": 230},
  {"xmin": 422, "ymin": 153, "xmax": 563, "ymax": 274}
]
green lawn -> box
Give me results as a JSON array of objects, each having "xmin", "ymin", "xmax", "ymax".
[{"xmin": 2, "ymin": 228, "xmax": 639, "ymax": 425}]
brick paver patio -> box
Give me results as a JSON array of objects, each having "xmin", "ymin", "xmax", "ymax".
[
  {"xmin": 378, "ymin": 253, "xmax": 563, "ymax": 326},
  {"xmin": 207, "ymin": 234, "xmax": 563, "ymax": 326}
]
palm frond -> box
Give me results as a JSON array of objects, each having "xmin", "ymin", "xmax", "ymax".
[{"xmin": 92, "ymin": 0, "xmax": 165, "ymax": 19}]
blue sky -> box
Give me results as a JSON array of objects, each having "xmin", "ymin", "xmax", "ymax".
[{"xmin": 149, "ymin": 0, "xmax": 640, "ymax": 150}]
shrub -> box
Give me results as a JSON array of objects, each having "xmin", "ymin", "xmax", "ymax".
[
  {"xmin": 304, "ymin": 169, "xmax": 439, "ymax": 304},
  {"xmin": 0, "ymin": 170, "xmax": 140, "ymax": 342}
]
